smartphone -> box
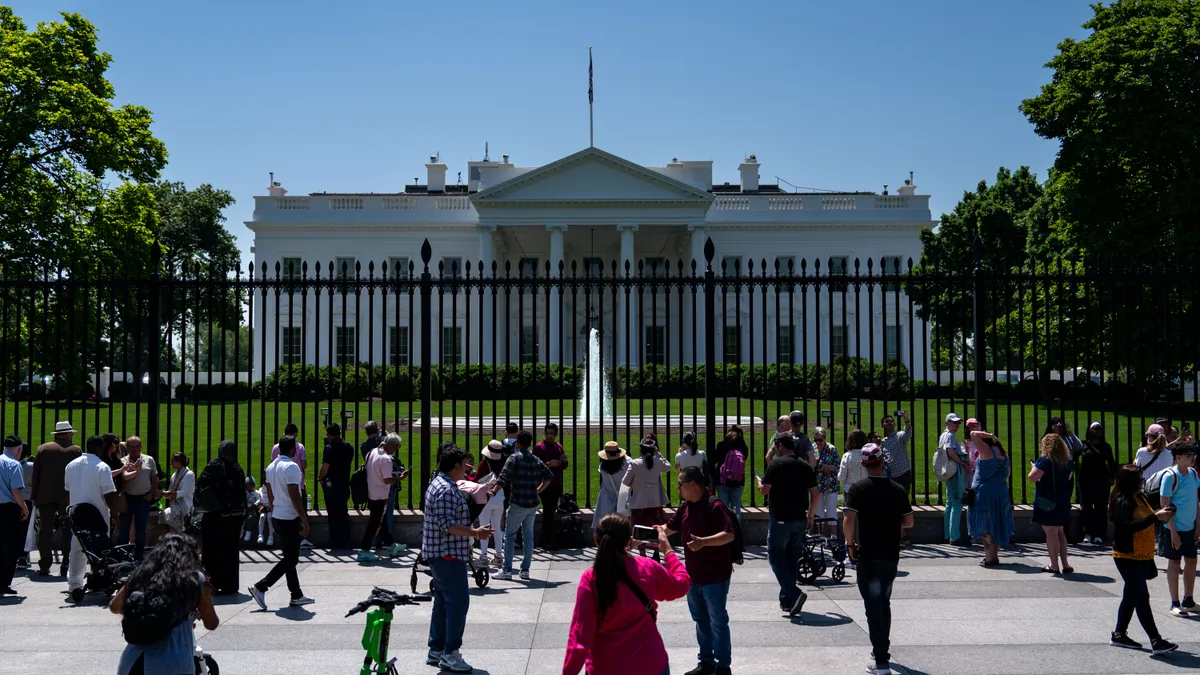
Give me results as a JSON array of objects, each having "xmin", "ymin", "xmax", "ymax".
[
  {"xmin": 633, "ymin": 525, "xmax": 659, "ymax": 542},
  {"xmin": 1167, "ymin": 504, "xmax": 1178, "ymax": 513}
]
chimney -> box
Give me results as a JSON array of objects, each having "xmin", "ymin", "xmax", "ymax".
[
  {"xmin": 426, "ymin": 156, "xmax": 447, "ymax": 192},
  {"xmin": 897, "ymin": 171, "xmax": 917, "ymax": 196},
  {"xmin": 739, "ymin": 155, "xmax": 759, "ymax": 192}
]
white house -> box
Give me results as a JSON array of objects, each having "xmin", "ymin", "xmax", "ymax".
[{"xmin": 247, "ymin": 147, "xmax": 933, "ymax": 374}]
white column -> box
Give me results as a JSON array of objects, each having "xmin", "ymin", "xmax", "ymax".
[
  {"xmin": 688, "ymin": 224, "xmax": 707, "ymax": 364},
  {"xmin": 478, "ymin": 225, "xmax": 496, "ymax": 364},
  {"xmin": 547, "ymin": 224, "xmax": 567, "ymax": 364},
  {"xmin": 617, "ymin": 224, "xmax": 639, "ymax": 367}
]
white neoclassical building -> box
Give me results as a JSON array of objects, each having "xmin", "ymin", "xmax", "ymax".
[{"xmin": 248, "ymin": 147, "xmax": 933, "ymax": 373}]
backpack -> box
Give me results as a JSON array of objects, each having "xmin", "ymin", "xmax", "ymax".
[
  {"xmin": 720, "ymin": 448, "xmax": 746, "ymax": 485},
  {"xmin": 121, "ymin": 585, "xmax": 196, "ymax": 645},
  {"xmin": 1148, "ymin": 465, "xmax": 1195, "ymax": 504},
  {"xmin": 933, "ymin": 447, "xmax": 957, "ymax": 482},
  {"xmin": 350, "ymin": 466, "xmax": 369, "ymax": 508},
  {"xmin": 709, "ymin": 495, "xmax": 744, "ymax": 565},
  {"xmin": 195, "ymin": 459, "xmax": 245, "ymax": 515}
]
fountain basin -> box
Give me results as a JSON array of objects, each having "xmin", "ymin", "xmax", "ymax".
[{"xmin": 413, "ymin": 414, "xmax": 766, "ymax": 435}]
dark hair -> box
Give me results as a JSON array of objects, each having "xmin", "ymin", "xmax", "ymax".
[
  {"xmin": 171, "ymin": 452, "xmax": 188, "ymax": 468},
  {"xmin": 86, "ymin": 435, "xmax": 104, "ymax": 455},
  {"xmin": 506, "ymin": 422, "xmax": 519, "ymax": 434},
  {"xmin": 365, "ymin": 421, "xmax": 379, "ymax": 435},
  {"xmin": 1175, "ymin": 440, "xmax": 1199, "ymax": 457},
  {"xmin": 680, "ymin": 465, "xmax": 707, "ymax": 487},
  {"xmin": 1109, "ymin": 464, "xmax": 1146, "ymax": 520},
  {"xmin": 101, "ymin": 433, "xmax": 120, "ymax": 450},
  {"xmin": 600, "ymin": 457, "xmax": 626, "ymax": 475},
  {"xmin": 437, "ymin": 445, "xmax": 469, "ymax": 473},
  {"xmin": 681, "ymin": 431, "xmax": 698, "ymax": 455},
  {"xmin": 789, "ymin": 410, "xmax": 806, "ymax": 428},
  {"xmin": 881, "ymin": 415, "xmax": 895, "ymax": 425},
  {"xmin": 326, "ymin": 423, "xmax": 341, "ymax": 437},
  {"xmin": 639, "ymin": 437, "xmax": 657, "ymax": 469},
  {"xmin": 121, "ymin": 533, "xmax": 203, "ymax": 622},
  {"xmin": 277, "ymin": 435, "xmax": 297, "ymax": 457},
  {"xmin": 545, "ymin": 422, "xmax": 558, "ymax": 433},
  {"xmin": 725, "ymin": 425, "xmax": 744, "ymax": 441},
  {"xmin": 774, "ymin": 432, "xmax": 796, "ymax": 452},
  {"xmin": 516, "ymin": 430, "xmax": 534, "ymax": 448},
  {"xmin": 284, "ymin": 423, "xmax": 299, "ymax": 435},
  {"xmin": 845, "ymin": 429, "xmax": 868, "ymax": 451},
  {"xmin": 1044, "ymin": 416, "xmax": 1065, "ymax": 436},
  {"xmin": 593, "ymin": 513, "xmax": 633, "ymax": 618}
]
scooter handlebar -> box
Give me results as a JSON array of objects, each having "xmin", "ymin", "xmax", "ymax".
[{"xmin": 345, "ymin": 587, "xmax": 431, "ymax": 617}]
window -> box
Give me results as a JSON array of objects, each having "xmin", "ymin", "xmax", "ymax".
[
  {"xmin": 830, "ymin": 324, "xmax": 847, "ymax": 359},
  {"xmin": 389, "ymin": 326, "xmax": 409, "ymax": 366},
  {"xmin": 519, "ymin": 258, "xmax": 540, "ymax": 280},
  {"xmin": 335, "ymin": 257, "xmax": 356, "ymax": 280},
  {"xmin": 881, "ymin": 256, "xmax": 903, "ymax": 291},
  {"xmin": 828, "ymin": 256, "xmax": 848, "ymax": 276},
  {"xmin": 281, "ymin": 326, "xmax": 302, "ymax": 365},
  {"xmin": 335, "ymin": 326, "xmax": 356, "ymax": 366},
  {"xmin": 778, "ymin": 325, "xmax": 794, "ymax": 364},
  {"xmin": 442, "ymin": 326, "xmax": 463, "ymax": 366},
  {"xmin": 774, "ymin": 256, "xmax": 795, "ymax": 276},
  {"xmin": 723, "ymin": 325, "xmax": 741, "ymax": 363},
  {"xmin": 645, "ymin": 326, "xmax": 666, "ymax": 365},
  {"xmin": 282, "ymin": 257, "xmax": 302, "ymax": 281},
  {"xmin": 643, "ymin": 257, "xmax": 668, "ymax": 278},
  {"xmin": 721, "ymin": 256, "xmax": 742, "ymax": 276},
  {"xmin": 520, "ymin": 326, "xmax": 539, "ymax": 364},
  {"xmin": 388, "ymin": 256, "xmax": 410, "ymax": 279},
  {"xmin": 441, "ymin": 257, "xmax": 462, "ymax": 278},
  {"xmin": 885, "ymin": 324, "xmax": 902, "ymax": 361},
  {"xmin": 583, "ymin": 257, "xmax": 604, "ymax": 278}
]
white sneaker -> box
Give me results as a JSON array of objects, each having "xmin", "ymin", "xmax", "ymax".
[
  {"xmin": 288, "ymin": 595, "xmax": 314, "ymax": 607},
  {"xmin": 495, "ymin": 570, "xmax": 512, "ymax": 581},
  {"xmin": 248, "ymin": 585, "xmax": 266, "ymax": 610},
  {"xmin": 519, "ymin": 570, "xmax": 531, "ymax": 581},
  {"xmin": 256, "ymin": 536, "xmax": 264, "ymax": 546},
  {"xmin": 438, "ymin": 650, "xmax": 474, "ymax": 673},
  {"xmin": 867, "ymin": 664, "xmax": 893, "ymax": 675},
  {"xmin": 1170, "ymin": 603, "xmax": 1189, "ymax": 617}
]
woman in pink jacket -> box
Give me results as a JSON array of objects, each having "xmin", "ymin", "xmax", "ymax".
[{"xmin": 563, "ymin": 513, "xmax": 691, "ymax": 675}]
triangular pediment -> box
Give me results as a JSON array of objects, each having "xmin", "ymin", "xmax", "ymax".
[{"xmin": 471, "ymin": 147, "xmax": 713, "ymax": 205}]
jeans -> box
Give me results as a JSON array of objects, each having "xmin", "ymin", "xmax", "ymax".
[
  {"xmin": 944, "ymin": 493, "xmax": 963, "ymax": 541},
  {"xmin": 503, "ymin": 504, "xmax": 538, "ymax": 573},
  {"xmin": 360, "ymin": 498, "xmax": 393, "ymax": 549},
  {"xmin": 539, "ymin": 483, "xmax": 563, "ymax": 547},
  {"xmin": 856, "ymin": 558, "xmax": 899, "ymax": 665},
  {"xmin": 428, "ymin": 557, "xmax": 470, "ymax": 654},
  {"xmin": 687, "ymin": 580, "xmax": 731, "ymax": 668},
  {"xmin": 322, "ymin": 483, "xmax": 351, "ymax": 549},
  {"xmin": 256, "ymin": 518, "xmax": 303, "ymax": 599},
  {"xmin": 766, "ymin": 519, "xmax": 807, "ymax": 606},
  {"xmin": 1114, "ymin": 557, "xmax": 1161, "ymax": 640},
  {"xmin": 36, "ymin": 502, "xmax": 70, "ymax": 573},
  {"xmin": 118, "ymin": 493, "xmax": 151, "ymax": 560},
  {"xmin": 372, "ymin": 485, "xmax": 397, "ymax": 548},
  {"xmin": 0, "ymin": 503, "xmax": 22, "ymax": 590},
  {"xmin": 716, "ymin": 485, "xmax": 744, "ymax": 516}
]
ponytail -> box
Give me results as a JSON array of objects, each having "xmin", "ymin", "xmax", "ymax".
[
  {"xmin": 593, "ymin": 513, "xmax": 633, "ymax": 618},
  {"xmin": 640, "ymin": 437, "xmax": 657, "ymax": 470},
  {"xmin": 682, "ymin": 431, "xmax": 698, "ymax": 456}
]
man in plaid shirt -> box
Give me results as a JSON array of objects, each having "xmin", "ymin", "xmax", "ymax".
[
  {"xmin": 881, "ymin": 410, "xmax": 914, "ymax": 546},
  {"xmin": 422, "ymin": 445, "xmax": 493, "ymax": 673},
  {"xmin": 492, "ymin": 429, "xmax": 552, "ymax": 580}
]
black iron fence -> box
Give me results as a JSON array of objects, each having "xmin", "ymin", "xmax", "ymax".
[{"xmin": 1, "ymin": 238, "xmax": 1197, "ymax": 509}]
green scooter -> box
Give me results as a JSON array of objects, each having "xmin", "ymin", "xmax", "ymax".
[{"xmin": 346, "ymin": 587, "xmax": 431, "ymax": 674}]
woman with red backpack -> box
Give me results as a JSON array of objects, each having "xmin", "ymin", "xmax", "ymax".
[{"xmin": 710, "ymin": 426, "xmax": 748, "ymax": 515}]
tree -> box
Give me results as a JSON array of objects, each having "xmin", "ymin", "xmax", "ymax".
[{"xmin": 185, "ymin": 324, "xmax": 254, "ymax": 372}]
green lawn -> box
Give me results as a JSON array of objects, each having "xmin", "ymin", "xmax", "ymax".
[{"xmin": 4, "ymin": 397, "xmax": 1192, "ymax": 507}]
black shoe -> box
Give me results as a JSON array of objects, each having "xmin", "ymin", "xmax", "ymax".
[
  {"xmin": 713, "ymin": 668, "xmax": 732, "ymax": 675},
  {"xmin": 1110, "ymin": 631, "xmax": 1142, "ymax": 650},
  {"xmin": 37, "ymin": 568, "xmax": 50, "ymax": 577},
  {"xmin": 683, "ymin": 663, "xmax": 715, "ymax": 675},
  {"xmin": 1151, "ymin": 638, "xmax": 1179, "ymax": 655},
  {"xmin": 58, "ymin": 565, "xmax": 67, "ymax": 577},
  {"xmin": 790, "ymin": 590, "xmax": 809, "ymax": 617},
  {"xmin": 1, "ymin": 587, "xmax": 17, "ymax": 595},
  {"xmin": 1182, "ymin": 596, "xmax": 1196, "ymax": 610}
]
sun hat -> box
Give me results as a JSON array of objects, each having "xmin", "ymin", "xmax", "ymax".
[
  {"xmin": 860, "ymin": 443, "xmax": 884, "ymax": 466},
  {"xmin": 945, "ymin": 413, "xmax": 961, "ymax": 424},
  {"xmin": 53, "ymin": 420, "xmax": 74, "ymax": 434},
  {"xmin": 481, "ymin": 439, "xmax": 505, "ymax": 461},
  {"xmin": 597, "ymin": 441, "xmax": 626, "ymax": 460}
]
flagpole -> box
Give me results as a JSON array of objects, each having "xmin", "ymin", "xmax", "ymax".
[{"xmin": 588, "ymin": 46, "xmax": 594, "ymax": 147}]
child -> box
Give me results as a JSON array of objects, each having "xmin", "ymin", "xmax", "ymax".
[
  {"xmin": 1158, "ymin": 441, "xmax": 1200, "ymax": 616},
  {"xmin": 242, "ymin": 477, "xmax": 261, "ymax": 544},
  {"xmin": 244, "ymin": 477, "xmax": 273, "ymax": 547}
]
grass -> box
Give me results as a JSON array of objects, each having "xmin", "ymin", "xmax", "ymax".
[{"xmin": 5, "ymin": 397, "xmax": 1192, "ymax": 507}]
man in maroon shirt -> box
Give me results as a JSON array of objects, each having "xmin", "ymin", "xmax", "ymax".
[
  {"xmin": 531, "ymin": 422, "xmax": 568, "ymax": 550},
  {"xmin": 663, "ymin": 466, "xmax": 735, "ymax": 675}
]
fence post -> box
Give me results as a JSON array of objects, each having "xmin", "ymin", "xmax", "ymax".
[
  {"xmin": 703, "ymin": 238, "xmax": 716, "ymax": 448},
  {"xmin": 146, "ymin": 241, "xmax": 163, "ymax": 466},
  {"xmin": 419, "ymin": 240, "xmax": 433, "ymax": 503},
  {"xmin": 972, "ymin": 234, "xmax": 987, "ymax": 427}
]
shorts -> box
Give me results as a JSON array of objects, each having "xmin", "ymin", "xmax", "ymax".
[
  {"xmin": 1156, "ymin": 527, "xmax": 1198, "ymax": 560},
  {"xmin": 815, "ymin": 491, "xmax": 839, "ymax": 523}
]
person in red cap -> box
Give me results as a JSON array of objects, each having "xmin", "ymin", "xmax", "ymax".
[{"xmin": 844, "ymin": 442, "xmax": 913, "ymax": 675}]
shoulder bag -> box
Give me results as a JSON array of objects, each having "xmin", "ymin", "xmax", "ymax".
[
  {"xmin": 1034, "ymin": 461, "xmax": 1058, "ymax": 513},
  {"xmin": 620, "ymin": 575, "xmax": 657, "ymax": 623}
]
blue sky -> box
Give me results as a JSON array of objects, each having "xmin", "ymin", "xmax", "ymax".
[{"xmin": 10, "ymin": 0, "xmax": 1094, "ymax": 263}]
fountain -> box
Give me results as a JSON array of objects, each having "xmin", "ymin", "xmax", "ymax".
[{"xmin": 578, "ymin": 327, "xmax": 613, "ymax": 418}]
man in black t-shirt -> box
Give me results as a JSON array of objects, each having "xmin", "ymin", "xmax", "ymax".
[
  {"xmin": 756, "ymin": 433, "xmax": 818, "ymax": 618},
  {"xmin": 359, "ymin": 420, "xmax": 385, "ymax": 460},
  {"xmin": 318, "ymin": 423, "xmax": 356, "ymax": 550},
  {"xmin": 843, "ymin": 442, "xmax": 914, "ymax": 675}
]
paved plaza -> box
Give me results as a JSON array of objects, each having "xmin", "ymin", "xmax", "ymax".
[{"xmin": 8, "ymin": 543, "xmax": 1200, "ymax": 674}]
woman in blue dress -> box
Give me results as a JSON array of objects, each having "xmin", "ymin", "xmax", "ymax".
[
  {"xmin": 968, "ymin": 428, "xmax": 1015, "ymax": 566},
  {"xmin": 1029, "ymin": 433, "xmax": 1075, "ymax": 574}
]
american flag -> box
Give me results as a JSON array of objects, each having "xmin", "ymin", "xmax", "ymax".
[{"xmin": 588, "ymin": 51, "xmax": 593, "ymax": 104}]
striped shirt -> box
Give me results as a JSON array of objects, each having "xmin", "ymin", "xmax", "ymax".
[
  {"xmin": 421, "ymin": 472, "xmax": 472, "ymax": 560},
  {"xmin": 882, "ymin": 427, "xmax": 912, "ymax": 478},
  {"xmin": 496, "ymin": 448, "xmax": 554, "ymax": 508}
]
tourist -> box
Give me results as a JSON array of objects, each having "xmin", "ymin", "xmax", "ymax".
[
  {"xmin": 65, "ymin": 435, "xmax": 118, "ymax": 599},
  {"xmin": 197, "ymin": 440, "xmax": 246, "ymax": 595},
  {"xmin": 622, "ymin": 437, "xmax": 671, "ymax": 560},
  {"xmin": 674, "ymin": 430, "xmax": 706, "ymax": 473},
  {"xmin": 0, "ymin": 436, "xmax": 30, "ymax": 595},
  {"xmin": 938, "ymin": 414, "xmax": 970, "ymax": 545},
  {"xmin": 1135, "ymin": 424, "xmax": 1173, "ymax": 499},
  {"xmin": 1046, "ymin": 416, "xmax": 1085, "ymax": 458},
  {"xmin": 359, "ymin": 420, "xmax": 385, "ymax": 460},
  {"xmin": 662, "ymin": 466, "xmax": 735, "ymax": 675},
  {"xmin": 493, "ymin": 430, "xmax": 552, "ymax": 580},
  {"xmin": 501, "ymin": 422, "xmax": 520, "ymax": 454},
  {"xmin": 242, "ymin": 477, "xmax": 261, "ymax": 543},
  {"xmin": 1029, "ymin": 433, "xmax": 1075, "ymax": 574},
  {"xmin": 533, "ymin": 422, "xmax": 569, "ymax": 551},
  {"xmin": 117, "ymin": 436, "xmax": 158, "ymax": 561},
  {"xmin": 1078, "ymin": 422, "xmax": 1118, "ymax": 545},
  {"xmin": 709, "ymin": 426, "xmax": 748, "ymax": 515},
  {"xmin": 359, "ymin": 433, "xmax": 406, "ymax": 561},
  {"xmin": 838, "ymin": 429, "xmax": 870, "ymax": 497},
  {"xmin": 32, "ymin": 420, "xmax": 80, "ymax": 576},
  {"xmin": 270, "ymin": 423, "xmax": 311, "ymax": 548},
  {"xmin": 474, "ymin": 440, "xmax": 507, "ymax": 566},
  {"xmin": 373, "ymin": 434, "xmax": 407, "ymax": 551},
  {"xmin": 1156, "ymin": 440, "xmax": 1199, "ymax": 617},
  {"xmin": 318, "ymin": 423, "xmax": 355, "ymax": 551},
  {"xmin": 161, "ymin": 452, "xmax": 195, "ymax": 534},
  {"xmin": 776, "ymin": 415, "xmax": 791, "ymax": 435},
  {"xmin": 16, "ymin": 441, "xmax": 32, "ymax": 569},
  {"xmin": 249, "ymin": 435, "xmax": 313, "ymax": 609},
  {"xmin": 592, "ymin": 442, "xmax": 629, "ymax": 530},
  {"xmin": 247, "ymin": 478, "xmax": 273, "ymax": 547},
  {"xmin": 562, "ymin": 513, "xmax": 690, "ymax": 675},
  {"xmin": 843, "ymin": 442, "xmax": 914, "ymax": 675},
  {"xmin": 1109, "ymin": 464, "xmax": 1178, "ymax": 654},
  {"xmin": 881, "ymin": 411, "xmax": 913, "ymax": 496},
  {"xmin": 423, "ymin": 445, "xmax": 492, "ymax": 673},
  {"xmin": 757, "ymin": 433, "xmax": 817, "ymax": 617},
  {"xmin": 789, "ymin": 410, "xmax": 815, "ymax": 465},
  {"xmin": 812, "ymin": 426, "xmax": 840, "ymax": 536},
  {"xmin": 967, "ymin": 428, "xmax": 1014, "ymax": 566}
]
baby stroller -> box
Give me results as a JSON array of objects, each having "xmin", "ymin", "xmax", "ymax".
[
  {"xmin": 409, "ymin": 552, "xmax": 490, "ymax": 593},
  {"xmin": 61, "ymin": 503, "xmax": 138, "ymax": 603},
  {"xmin": 797, "ymin": 518, "xmax": 848, "ymax": 584},
  {"xmin": 552, "ymin": 493, "xmax": 587, "ymax": 550}
]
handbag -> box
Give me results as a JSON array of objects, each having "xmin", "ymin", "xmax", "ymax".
[
  {"xmin": 1145, "ymin": 559, "xmax": 1158, "ymax": 580},
  {"xmin": 1034, "ymin": 462, "xmax": 1058, "ymax": 513}
]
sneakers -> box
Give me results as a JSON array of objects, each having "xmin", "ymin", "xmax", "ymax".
[
  {"xmin": 866, "ymin": 662, "xmax": 893, "ymax": 675},
  {"xmin": 1110, "ymin": 631, "xmax": 1143, "ymax": 650},
  {"xmin": 256, "ymin": 536, "xmax": 265, "ymax": 546},
  {"xmin": 789, "ymin": 590, "xmax": 809, "ymax": 617},
  {"xmin": 1170, "ymin": 602, "xmax": 1189, "ymax": 617},
  {"xmin": 357, "ymin": 550, "xmax": 380, "ymax": 562},
  {"xmin": 1182, "ymin": 596, "xmax": 1197, "ymax": 611},
  {"xmin": 495, "ymin": 571, "xmax": 512, "ymax": 581},
  {"xmin": 266, "ymin": 536, "xmax": 274, "ymax": 547},
  {"xmin": 388, "ymin": 543, "xmax": 407, "ymax": 558},
  {"xmin": 300, "ymin": 539, "xmax": 313, "ymax": 549},
  {"xmin": 248, "ymin": 585, "xmax": 266, "ymax": 610},
  {"xmin": 243, "ymin": 531, "xmax": 253, "ymax": 542},
  {"xmin": 519, "ymin": 570, "xmax": 531, "ymax": 581},
  {"xmin": 289, "ymin": 595, "xmax": 314, "ymax": 607},
  {"xmin": 1152, "ymin": 638, "xmax": 1179, "ymax": 655},
  {"xmin": 683, "ymin": 663, "xmax": 715, "ymax": 675},
  {"xmin": 425, "ymin": 649, "xmax": 443, "ymax": 666},
  {"xmin": 437, "ymin": 650, "xmax": 474, "ymax": 673}
]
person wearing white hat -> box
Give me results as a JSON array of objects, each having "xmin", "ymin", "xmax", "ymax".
[
  {"xmin": 473, "ymin": 440, "xmax": 507, "ymax": 566},
  {"xmin": 31, "ymin": 421, "xmax": 81, "ymax": 576}
]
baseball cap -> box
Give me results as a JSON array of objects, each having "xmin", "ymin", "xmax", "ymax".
[
  {"xmin": 1147, "ymin": 423, "xmax": 1165, "ymax": 437},
  {"xmin": 861, "ymin": 443, "xmax": 884, "ymax": 465},
  {"xmin": 966, "ymin": 418, "xmax": 980, "ymax": 428},
  {"xmin": 3, "ymin": 435, "xmax": 22, "ymax": 451},
  {"xmin": 945, "ymin": 413, "xmax": 962, "ymax": 424}
]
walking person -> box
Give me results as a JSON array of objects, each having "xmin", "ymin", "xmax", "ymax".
[
  {"xmin": 249, "ymin": 435, "xmax": 313, "ymax": 609},
  {"xmin": 196, "ymin": 440, "xmax": 246, "ymax": 596},
  {"xmin": 843, "ymin": 443, "xmax": 914, "ymax": 675},
  {"xmin": 0, "ymin": 436, "xmax": 30, "ymax": 595},
  {"xmin": 812, "ymin": 427, "xmax": 840, "ymax": 537},
  {"xmin": 532, "ymin": 423, "xmax": 568, "ymax": 551},
  {"xmin": 161, "ymin": 453, "xmax": 195, "ymax": 534},
  {"xmin": 709, "ymin": 426, "xmax": 748, "ymax": 515},
  {"xmin": 563, "ymin": 513, "xmax": 691, "ymax": 675},
  {"xmin": 65, "ymin": 435, "xmax": 118, "ymax": 599},
  {"xmin": 117, "ymin": 436, "xmax": 158, "ymax": 561},
  {"xmin": 32, "ymin": 421, "xmax": 80, "ymax": 576},
  {"xmin": 493, "ymin": 430, "xmax": 552, "ymax": 581},
  {"xmin": 423, "ymin": 445, "xmax": 493, "ymax": 673},
  {"xmin": 1155, "ymin": 440, "xmax": 1199, "ymax": 616},
  {"xmin": 938, "ymin": 414, "xmax": 970, "ymax": 545},
  {"xmin": 967, "ymin": 428, "xmax": 1014, "ymax": 566},
  {"xmin": 592, "ymin": 442, "xmax": 629, "ymax": 529},
  {"xmin": 1078, "ymin": 422, "xmax": 1118, "ymax": 545},
  {"xmin": 358, "ymin": 434, "xmax": 407, "ymax": 562},
  {"xmin": 622, "ymin": 437, "xmax": 672, "ymax": 559},
  {"xmin": 474, "ymin": 440, "xmax": 507, "ymax": 566},
  {"xmin": 271, "ymin": 423, "xmax": 312, "ymax": 549},
  {"xmin": 662, "ymin": 466, "xmax": 736, "ymax": 675},
  {"xmin": 1030, "ymin": 433, "xmax": 1076, "ymax": 574},
  {"xmin": 756, "ymin": 433, "xmax": 817, "ymax": 617},
  {"xmin": 318, "ymin": 423, "xmax": 355, "ymax": 551},
  {"xmin": 1109, "ymin": 465, "xmax": 1178, "ymax": 654}
]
